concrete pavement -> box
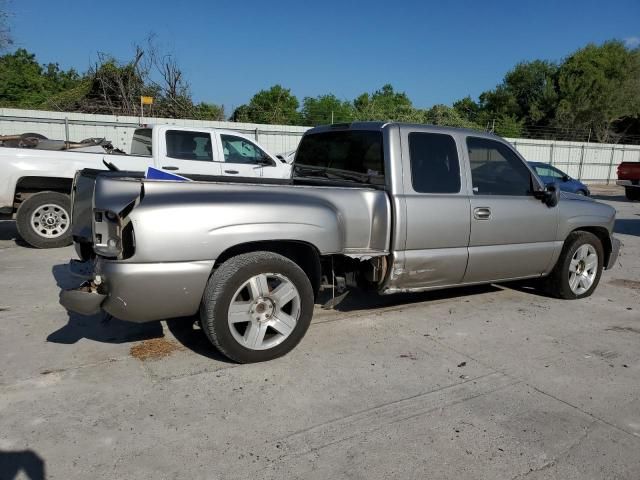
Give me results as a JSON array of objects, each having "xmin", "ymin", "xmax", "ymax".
[{"xmin": 1, "ymin": 186, "xmax": 639, "ymax": 479}]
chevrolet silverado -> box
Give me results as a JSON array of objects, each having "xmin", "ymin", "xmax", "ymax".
[{"xmin": 60, "ymin": 122, "xmax": 621, "ymax": 363}]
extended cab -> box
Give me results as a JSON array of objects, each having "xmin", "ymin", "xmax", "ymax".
[
  {"xmin": 0, "ymin": 124, "xmax": 290, "ymax": 248},
  {"xmin": 60, "ymin": 122, "xmax": 620, "ymax": 363},
  {"xmin": 617, "ymin": 161, "xmax": 640, "ymax": 200}
]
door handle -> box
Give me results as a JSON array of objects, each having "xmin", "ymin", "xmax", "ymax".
[
  {"xmin": 224, "ymin": 170, "xmax": 239, "ymax": 174},
  {"xmin": 162, "ymin": 166, "xmax": 179, "ymax": 171},
  {"xmin": 473, "ymin": 207, "xmax": 492, "ymax": 220}
]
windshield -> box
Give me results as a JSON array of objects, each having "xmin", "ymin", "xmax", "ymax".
[{"xmin": 294, "ymin": 130, "xmax": 384, "ymax": 185}]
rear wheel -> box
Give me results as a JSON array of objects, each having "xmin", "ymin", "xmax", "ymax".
[
  {"xmin": 625, "ymin": 187, "xmax": 640, "ymax": 201},
  {"xmin": 200, "ymin": 251, "xmax": 314, "ymax": 363},
  {"xmin": 16, "ymin": 191, "xmax": 72, "ymax": 248},
  {"xmin": 544, "ymin": 231, "xmax": 603, "ymax": 299}
]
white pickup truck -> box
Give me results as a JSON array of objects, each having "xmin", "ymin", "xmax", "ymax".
[{"xmin": 0, "ymin": 124, "xmax": 291, "ymax": 248}]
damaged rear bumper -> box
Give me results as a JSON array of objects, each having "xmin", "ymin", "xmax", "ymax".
[
  {"xmin": 59, "ymin": 258, "xmax": 215, "ymax": 322},
  {"xmin": 59, "ymin": 281, "xmax": 107, "ymax": 316}
]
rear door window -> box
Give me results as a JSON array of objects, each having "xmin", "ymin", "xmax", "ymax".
[
  {"xmin": 409, "ymin": 132, "xmax": 461, "ymax": 193},
  {"xmin": 131, "ymin": 128, "xmax": 152, "ymax": 156},
  {"xmin": 165, "ymin": 130, "xmax": 213, "ymax": 161}
]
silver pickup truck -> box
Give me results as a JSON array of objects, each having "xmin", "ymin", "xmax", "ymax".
[{"xmin": 60, "ymin": 122, "xmax": 621, "ymax": 363}]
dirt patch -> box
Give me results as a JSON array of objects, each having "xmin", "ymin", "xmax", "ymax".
[
  {"xmin": 609, "ymin": 278, "xmax": 640, "ymax": 291},
  {"xmin": 130, "ymin": 337, "xmax": 184, "ymax": 361}
]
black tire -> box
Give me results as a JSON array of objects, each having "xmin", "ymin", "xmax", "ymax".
[
  {"xmin": 15, "ymin": 191, "xmax": 73, "ymax": 248},
  {"xmin": 625, "ymin": 187, "xmax": 640, "ymax": 201},
  {"xmin": 200, "ymin": 251, "xmax": 314, "ymax": 363},
  {"xmin": 544, "ymin": 231, "xmax": 604, "ymax": 300},
  {"xmin": 576, "ymin": 189, "xmax": 587, "ymax": 196}
]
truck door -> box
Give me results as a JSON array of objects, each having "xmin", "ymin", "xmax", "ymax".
[
  {"xmin": 395, "ymin": 130, "xmax": 471, "ymax": 289},
  {"xmin": 157, "ymin": 129, "xmax": 222, "ymax": 176},
  {"xmin": 462, "ymin": 136, "xmax": 558, "ymax": 283},
  {"xmin": 216, "ymin": 134, "xmax": 281, "ymax": 178}
]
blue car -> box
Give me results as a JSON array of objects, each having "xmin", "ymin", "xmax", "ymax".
[{"xmin": 528, "ymin": 162, "xmax": 591, "ymax": 196}]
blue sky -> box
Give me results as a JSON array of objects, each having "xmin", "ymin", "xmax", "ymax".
[{"xmin": 7, "ymin": 0, "xmax": 640, "ymax": 113}]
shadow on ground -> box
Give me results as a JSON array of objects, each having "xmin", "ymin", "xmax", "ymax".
[
  {"xmin": 615, "ymin": 218, "xmax": 640, "ymax": 237},
  {"xmin": 0, "ymin": 449, "xmax": 46, "ymax": 480},
  {"xmin": 0, "ymin": 220, "xmax": 30, "ymax": 247},
  {"xmin": 166, "ymin": 318, "xmax": 235, "ymax": 363},
  {"xmin": 317, "ymin": 284, "xmax": 503, "ymax": 312}
]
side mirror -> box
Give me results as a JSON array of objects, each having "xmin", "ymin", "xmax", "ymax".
[
  {"xmin": 544, "ymin": 182, "xmax": 560, "ymax": 207},
  {"xmin": 534, "ymin": 182, "xmax": 560, "ymax": 207},
  {"xmin": 561, "ymin": 174, "xmax": 570, "ymax": 182}
]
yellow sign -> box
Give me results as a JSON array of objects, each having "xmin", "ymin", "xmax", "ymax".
[{"xmin": 141, "ymin": 96, "xmax": 154, "ymax": 105}]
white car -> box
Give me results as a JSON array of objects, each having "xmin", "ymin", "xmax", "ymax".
[{"xmin": 0, "ymin": 124, "xmax": 291, "ymax": 248}]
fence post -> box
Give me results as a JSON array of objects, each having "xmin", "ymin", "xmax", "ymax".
[
  {"xmin": 64, "ymin": 117, "xmax": 70, "ymax": 146},
  {"xmin": 577, "ymin": 144, "xmax": 585, "ymax": 180},
  {"xmin": 254, "ymin": 128, "xmax": 259, "ymax": 142},
  {"xmin": 549, "ymin": 142, "xmax": 554, "ymax": 166},
  {"xmin": 606, "ymin": 145, "xmax": 616, "ymax": 185}
]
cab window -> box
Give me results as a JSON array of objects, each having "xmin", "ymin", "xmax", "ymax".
[
  {"xmin": 221, "ymin": 135, "xmax": 270, "ymax": 165},
  {"xmin": 467, "ymin": 137, "xmax": 532, "ymax": 196},
  {"xmin": 165, "ymin": 130, "xmax": 213, "ymax": 161},
  {"xmin": 409, "ymin": 132, "xmax": 460, "ymax": 193}
]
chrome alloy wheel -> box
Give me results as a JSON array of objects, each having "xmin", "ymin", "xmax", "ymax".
[
  {"xmin": 568, "ymin": 244, "xmax": 598, "ymax": 295},
  {"xmin": 227, "ymin": 273, "xmax": 301, "ymax": 350},
  {"xmin": 30, "ymin": 203, "xmax": 70, "ymax": 239}
]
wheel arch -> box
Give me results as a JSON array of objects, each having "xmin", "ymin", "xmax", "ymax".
[
  {"xmin": 14, "ymin": 176, "xmax": 73, "ymax": 208},
  {"xmin": 569, "ymin": 226, "xmax": 612, "ymax": 267},
  {"xmin": 213, "ymin": 240, "xmax": 322, "ymax": 298}
]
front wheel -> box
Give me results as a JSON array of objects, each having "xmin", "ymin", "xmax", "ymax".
[
  {"xmin": 15, "ymin": 191, "xmax": 73, "ymax": 248},
  {"xmin": 544, "ymin": 231, "xmax": 603, "ymax": 299},
  {"xmin": 200, "ymin": 251, "xmax": 314, "ymax": 363}
]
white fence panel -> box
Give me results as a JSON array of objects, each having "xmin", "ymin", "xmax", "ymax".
[
  {"xmin": 2, "ymin": 108, "xmax": 640, "ymax": 183},
  {"xmin": 507, "ymin": 138, "xmax": 640, "ymax": 183},
  {"xmin": 0, "ymin": 108, "xmax": 310, "ymax": 156}
]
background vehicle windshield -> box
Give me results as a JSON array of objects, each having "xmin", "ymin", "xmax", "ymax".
[{"xmin": 295, "ymin": 130, "xmax": 384, "ymax": 178}]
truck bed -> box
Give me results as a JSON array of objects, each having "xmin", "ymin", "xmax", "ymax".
[{"xmin": 72, "ymin": 169, "xmax": 392, "ymax": 263}]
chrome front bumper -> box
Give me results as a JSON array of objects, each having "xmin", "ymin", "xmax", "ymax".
[{"xmin": 59, "ymin": 258, "xmax": 215, "ymax": 322}]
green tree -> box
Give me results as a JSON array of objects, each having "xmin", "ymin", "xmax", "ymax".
[
  {"xmin": 453, "ymin": 96, "xmax": 481, "ymax": 124},
  {"xmin": 477, "ymin": 60, "xmax": 559, "ymax": 134},
  {"xmin": 491, "ymin": 115, "xmax": 525, "ymax": 138},
  {"xmin": 554, "ymin": 41, "xmax": 640, "ymax": 142},
  {"xmin": 193, "ymin": 102, "xmax": 225, "ymax": 120},
  {"xmin": 424, "ymin": 104, "xmax": 482, "ymax": 130},
  {"xmin": 301, "ymin": 94, "xmax": 354, "ymax": 125},
  {"xmin": 353, "ymin": 84, "xmax": 418, "ymax": 121},
  {"xmin": 0, "ymin": 49, "xmax": 81, "ymax": 107},
  {"xmin": 233, "ymin": 85, "xmax": 300, "ymax": 125}
]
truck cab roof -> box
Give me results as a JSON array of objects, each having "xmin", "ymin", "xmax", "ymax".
[{"xmin": 305, "ymin": 121, "xmax": 502, "ymax": 141}]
